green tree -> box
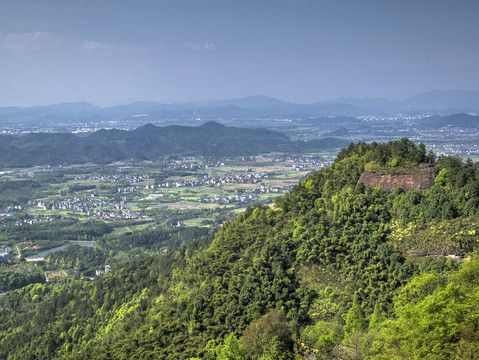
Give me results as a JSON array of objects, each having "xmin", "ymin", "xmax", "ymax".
[
  {"xmin": 343, "ymin": 295, "xmax": 367, "ymax": 342},
  {"xmin": 259, "ymin": 336, "xmax": 290, "ymax": 360},
  {"xmin": 368, "ymin": 302, "xmax": 384, "ymax": 330},
  {"xmin": 301, "ymin": 320, "xmax": 339, "ymax": 354},
  {"xmin": 215, "ymin": 333, "xmax": 246, "ymax": 360}
]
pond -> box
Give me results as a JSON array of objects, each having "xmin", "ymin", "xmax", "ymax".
[{"xmin": 29, "ymin": 241, "xmax": 95, "ymax": 258}]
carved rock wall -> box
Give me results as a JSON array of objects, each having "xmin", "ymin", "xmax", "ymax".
[{"xmin": 358, "ymin": 164, "xmax": 436, "ymax": 193}]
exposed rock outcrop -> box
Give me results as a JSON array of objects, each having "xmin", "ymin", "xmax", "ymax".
[{"xmin": 358, "ymin": 164, "xmax": 436, "ymax": 192}]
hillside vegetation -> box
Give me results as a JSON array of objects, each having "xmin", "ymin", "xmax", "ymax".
[{"xmin": 1, "ymin": 139, "xmax": 479, "ymax": 359}]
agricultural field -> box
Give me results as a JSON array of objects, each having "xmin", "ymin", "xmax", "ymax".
[
  {"xmin": 0, "ymin": 153, "xmax": 334, "ymax": 282},
  {"xmin": 1, "ymin": 154, "xmax": 333, "ymax": 219}
]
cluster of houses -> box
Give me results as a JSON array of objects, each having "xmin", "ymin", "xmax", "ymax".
[
  {"xmin": 78, "ymin": 173, "xmax": 149, "ymax": 184},
  {"xmin": 14, "ymin": 216, "xmax": 55, "ymax": 226},
  {"xmin": 38, "ymin": 196, "xmax": 145, "ymax": 220},
  {"xmin": 255, "ymin": 184, "xmax": 293, "ymax": 193},
  {"xmin": 292, "ymin": 164, "xmax": 306, "ymax": 172},
  {"xmin": 0, "ymin": 205, "xmax": 22, "ymax": 221},
  {"xmin": 254, "ymin": 154, "xmax": 332, "ymax": 166},
  {"xmin": 0, "ymin": 212, "xmax": 14, "ymax": 220},
  {"xmin": 159, "ymin": 155, "xmax": 331, "ymax": 171},
  {"xmin": 202, "ymin": 193, "xmax": 261, "ymax": 204},
  {"xmin": 290, "ymin": 158, "xmax": 333, "ymax": 170},
  {"xmin": 440, "ymin": 142, "xmax": 479, "ymax": 156},
  {"xmin": 1, "ymin": 205, "xmax": 23, "ymax": 212},
  {"xmin": 117, "ymin": 186, "xmax": 144, "ymax": 193},
  {"xmin": 160, "ymin": 158, "xmax": 225, "ymax": 169},
  {"xmin": 39, "ymin": 196, "xmax": 110, "ymax": 212},
  {"xmin": 149, "ymin": 172, "xmax": 270, "ymax": 190},
  {"xmin": 0, "ymin": 247, "xmax": 12, "ymax": 262},
  {"xmin": 83, "ymin": 208, "xmax": 144, "ymax": 220},
  {"xmin": 95, "ymin": 264, "xmax": 111, "ymax": 276},
  {"xmin": 81, "ymin": 265, "xmax": 112, "ymax": 280}
]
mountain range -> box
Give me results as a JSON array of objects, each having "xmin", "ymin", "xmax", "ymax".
[
  {"xmin": 1, "ymin": 90, "xmax": 478, "ymax": 127},
  {"xmin": 0, "ymin": 122, "xmax": 349, "ymax": 167}
]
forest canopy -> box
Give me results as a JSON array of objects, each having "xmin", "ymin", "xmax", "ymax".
[{"xmin": 1, "ymin": 139, "xmax": 478, "ymax": 359}]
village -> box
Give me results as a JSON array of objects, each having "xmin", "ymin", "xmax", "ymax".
[
  {"xmin": 149, "ymin": 171, "xmax": 270, "ymax": 189},
  {"xmin": 78, "ymin": 173, "xmax": 149, "ymax": 184},
  {"xmin": 0, "ymin": 154, "xmax": 327, "ymax": 230},
  {"xmin": 35, "ymin": 196, "xmax": 145, "ymax": 220}
]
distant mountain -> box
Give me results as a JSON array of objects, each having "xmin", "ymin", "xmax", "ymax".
[
  {"xmin": 0, "ymin": 122, "xmax": 348, "ymax": 167},
  {"xmin": 329, "ymin": 97, "xmax": 400, "ymax": 113},
  {"xmin": 0, "ymin": 100, "xmax": 368, "ymax": 128},
  {"xmin": 415, "ymin": 113, "xmax": 479, "ymax": 129},
  {"xmin": 194, "ymin": 105, "xmax": 261, "ymax": 118},
  {"xmin": 1, "ymin": 90, "xmax": 478, "ymax": 128},
  {"xmin": 402, "ymin": 90, "xmax": 479, "ymax": 113},
  {"xmin": 334, "ymin": 90, "xmax": 479, "ymax": 114},
  {"xmin": 197, "ymin": 95, "xmax": 288, "ymax": 109}
]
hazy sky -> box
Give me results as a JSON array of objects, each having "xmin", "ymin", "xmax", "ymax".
[{"xmin": 1, "ymin": 0, "xmax": 478, "ymax": 107}]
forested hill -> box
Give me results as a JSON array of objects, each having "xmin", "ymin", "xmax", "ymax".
[
  {"xmin": 1, "ymin": 139, "xmax": 479, "ymax": 359},
  {"xmin": 0, "ymin": 122, "xmax": 349, "ymax": 167}
]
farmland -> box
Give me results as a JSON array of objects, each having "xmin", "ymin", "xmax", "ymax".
[{"xmin": 0, "ymin": 152, "xmax": 335, "ymax": 279}]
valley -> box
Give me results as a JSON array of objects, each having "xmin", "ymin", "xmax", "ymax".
[
  {"xmin": 1, "ymin": 137, "xmax": 478, "ymax": 359},
  {"xmin": 3, "ymin": 1, "xmax": 479, "ymax": 357},
  {"xmin": 0, "ymin": 118, "xmax": 479, "ymax": 359},
  {"xmin": 0, "ymin": 152, "xmax": 333, "ymax": 280}
]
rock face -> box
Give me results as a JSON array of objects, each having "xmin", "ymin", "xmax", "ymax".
[{"xmin": 358, "ymin": 164, "xmax": 436, "ymax": 193}]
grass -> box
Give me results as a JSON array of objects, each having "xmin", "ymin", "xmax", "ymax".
[
  {"xmin": 183, "ymin": 218, "xmax": 208, "ymax": 227},
  {"xmin": 110, "ymin": 223, "xmax": 151, "ymax": 236}
]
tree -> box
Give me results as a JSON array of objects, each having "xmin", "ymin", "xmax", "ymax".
[
  {"xmin": 368, "ymin": 302, "xmax": 384, "ymax": 330},
  {"xmin": 259, "ymin": 336, "xmax": 290, "ymax": 360},
  {"xmin": 241, "ymin": 310, "xmax": 293, "ymax": 360},
  {"xmin": 343, "ymin": 295, "xmax": 366, "ymax": 342},
  {"xmin": 215, "ymin": 333, "xmax": 246, "ymax": 360}
]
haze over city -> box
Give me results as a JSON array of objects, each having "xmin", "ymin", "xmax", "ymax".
[{"xmin": 1, "ymin": 0, "xmax": 479, "ymax": 107}]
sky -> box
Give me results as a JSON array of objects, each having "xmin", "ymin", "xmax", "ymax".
[{"xmin": 1, "ymin": 0, "xmax": 479, "ymax": 107}]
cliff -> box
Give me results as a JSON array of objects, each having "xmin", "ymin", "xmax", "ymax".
[{"xmin": 358, "ymin": 164, "xmax": 436, "ymax": 192}]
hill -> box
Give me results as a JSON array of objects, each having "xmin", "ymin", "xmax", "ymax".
[
  {"xmin": 0, "ymin": 122, "xmax": 348, "ymax": 167},
  {"xmin": 1, "ymin": 139, "xmax": 478, "ymax": 359},
  {"xmin": 415, "ymin": 113, "xmax": 479, "ymax": 129}
]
